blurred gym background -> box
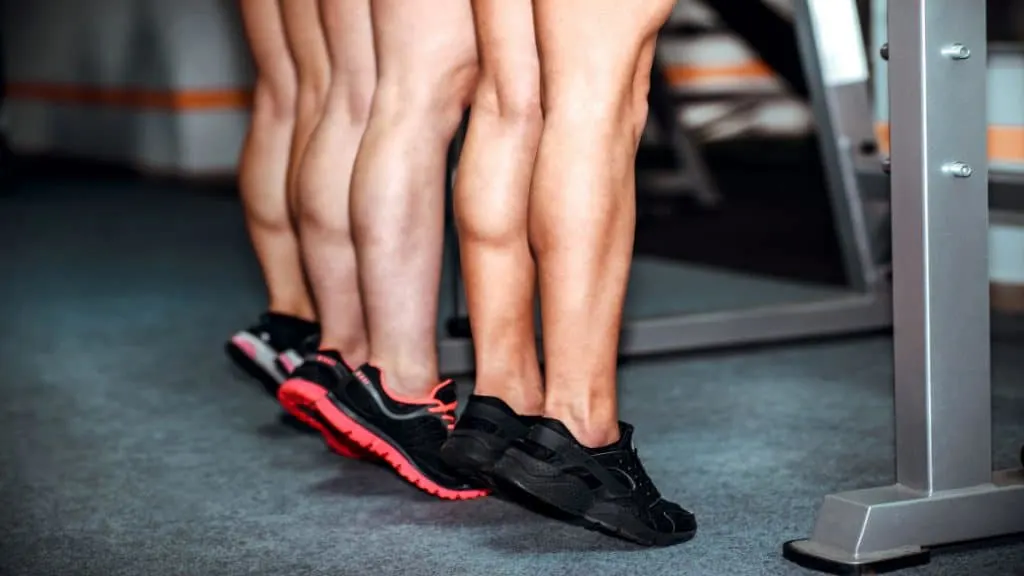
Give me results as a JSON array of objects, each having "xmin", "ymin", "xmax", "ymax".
[
  {"xmin": 1, "ymin": 0, "xmax": 1021, "ymax": 303},
  {"xmin": 1, "ymin": 2, "xmax": 1023, "ymax": 575}
]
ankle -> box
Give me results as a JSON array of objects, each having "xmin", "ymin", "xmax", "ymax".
[
  {"xmin": 267, "ymin": 299, "xmax": 316, "ymax": 323},
  {"xmin": 318, "ymin": 336, "xmax": 368, "ymax": 367},
  {"xmin": 369, "ymin": 360, "xmax": 438, "ymax": 400},
  {"xmin": 544, "ymin": 399, "xmax": 620, "ymax": 448},
  {"xmin": 473, "ymin": 373, "xmax": 544, "ymax": 416}
]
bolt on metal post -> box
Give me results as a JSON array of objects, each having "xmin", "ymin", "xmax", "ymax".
[
  {"xmin": 942, "ymin": 161, "xmax": 973, "ymax": 178},
  {"xmin": 941, "ymin": 43, "xmax": 970, "ymax": 60}
]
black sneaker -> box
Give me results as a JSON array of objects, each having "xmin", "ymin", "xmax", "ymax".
[
  {"xmin": 225, "ymin": 312, "xmax": 319, "ymax": 396},
  {"xmin": 287, "ymin": 362, "xmax": 488, "ymax": 500},
  {"xmin": 275, "ymin": 332, "xmax": 320, "ymax": 376},
  {"xmin": 440, "ymin": 395, "xmax": 538, "ymax": 487},
  {"xmin": 492, "ymin": 418, "xmax": 697, "ymax": 547}
]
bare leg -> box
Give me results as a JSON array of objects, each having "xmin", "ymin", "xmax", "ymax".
[
  {"xmin": 296, "ymin": 0, "xmax": 375, "ymax": 364},
  {"xmin": 531, "ymin": 0, "xmax": 673, "ymax": 447},
  {"xmin": 237, "ymin": 0, "xmax": 314, "ymax": 320},
  {"xmin": 280, "ymin": 0, "xmax": 330, "ymax": 220},
  {"xmin": 485, "ymin": 0, "xmax": 696, "ymax": 546},
  {"xmin": 350, "ymin": 0, "xmax": 478, "ymax": 397},
  {"xmin": 455, "ymin": 0, "xmax": 543, "ymax": 415}
]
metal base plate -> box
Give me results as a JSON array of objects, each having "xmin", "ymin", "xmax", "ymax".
[
  {"xmin": 784, "ymin": 469, "xmax": 1024, "ymax": 574},
  {"xmin": 783, "ymin": 539, "xmax": 929, "ymax": 575}
]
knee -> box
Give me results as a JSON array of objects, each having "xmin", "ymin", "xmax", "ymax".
[
  {"xmin": 472, "ymin": 71, "xmax": 543, "ymax": 132},
  {"xmin": 252, "ymin": 64, "xmax": 297, "ymax": 121},
  {"xmin": 432, "ymin": 60, "xmax": 480, "ymax": 132},
  {"xmin": 548, "ymin": 82, "xmax": 648, "ymax": 149},
  {"xmin": 331, "ymin": 70, "xmax": 376, "ymax": 125},
  {"xmin": 375, "ymin": 59, "xmax": 479, "ymax": 137},
  {"xmin": 296, "ymin": 66, "xmax": 331, "ymax": 113}
]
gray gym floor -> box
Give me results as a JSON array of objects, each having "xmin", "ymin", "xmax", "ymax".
[{"xmin": 2, "ymin": 178, "xmax": 1023, "ymax": 576}]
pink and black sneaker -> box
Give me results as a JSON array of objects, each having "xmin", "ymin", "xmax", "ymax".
[
  {"xmin": 279, "ymin": 352, "xmax": 487, "ymax": 500},
  {"xmin": 225, "ymin": 312, "xmax": 319, "ymax": 397},
  {"xmin": 277, "ymin": 351, "xmax": 371, "ymax": 460}
]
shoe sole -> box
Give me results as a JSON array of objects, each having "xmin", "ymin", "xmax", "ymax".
[
  {"xmin": 493, "ymin": 448, "xmax": 697, "ymax": 547},
  {"xmin": 283, "ymin": 379, "xmax": 488, "ymax": 501},
  {"xmin": 277, "ymin": 379, "xmax": 367, "ymax": 460}
]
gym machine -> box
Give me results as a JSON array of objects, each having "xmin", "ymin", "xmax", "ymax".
[
  {"xmin": 784, "ymin": 1, "xmax": 1024, "ymax": 573},
  {"xmin": 437, "ymin": 0, "xmax": 892, "ymax": 376},
  {"xmin": 637, "ymin": 54, "xmax": 722, "ymax": 209}
]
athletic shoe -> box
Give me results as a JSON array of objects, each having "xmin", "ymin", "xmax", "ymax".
[
  {"xmin": 225, "ymin": 312, "xmax": 319, "ymax": 397},
  {"xmin": 277, "ymin": 351, "xmax": 369, "ymax": 460},
  {"xmin": 276, "ymin": 332, "xmax": 320, "ymax": 376},
  {"xmin": 280, "ymin": 358, "xmax": 488, "ymax": 500},
  {"xmin": 440, "ymin": 395, "xmax": 538, "ymax": 488},
  {"xmin": 492, "ymin": 419, "xmax": 697, "ymax": 546},
  {"xmin": 277, "ymin": 349, "xmax": 305, "ymax": 376}
]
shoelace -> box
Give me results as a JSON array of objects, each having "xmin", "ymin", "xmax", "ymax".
[
  {"xmin": 620, "ymin": 450, "xmax": 661, "ymax": 501},
  {"xmin": 318, "ymin": 360, "xmax": 458, "ymax": 430},
  {"xmin": 427, "ymin": 379, "xmax": 458, "ymax": 430}
]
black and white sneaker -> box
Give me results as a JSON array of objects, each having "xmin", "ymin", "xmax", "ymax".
[
  {"xmin": 492, "ymin": 418, "xmax": 697, "ymax": 547},
  {"xmin": 225, "ymin": 312, "xmax": 319, "ymax": 397}
]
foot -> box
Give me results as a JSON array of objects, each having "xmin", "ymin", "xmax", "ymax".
[
  {"xmin": 492, "ymin": 419, "xmax": 697, "ymax": 547},
  {"xmin": 277, "ymin": 351, "xmax": 371, "ymax": 460},
  {"xmin": 286, "ymin": 360, "xmax": 488, "ymax": 500},
  {"xmin": 440, "ymin": 395, "xmax": 538, "ymax": 488},
  {"xmin": 225, "ymin": 312, "xmax": 319, "ymax": 397}
]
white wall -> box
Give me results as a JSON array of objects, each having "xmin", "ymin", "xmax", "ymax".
[{"xmin": 3, "ymin": 0, "xmax": 253, "ymax": 174}]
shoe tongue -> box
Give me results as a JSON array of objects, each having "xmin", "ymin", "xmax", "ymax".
[
  {"xmin": 354, "ymin": 363, "xmax": 379, "ymax": 385},
  {"xmin": 431, "ymin": 380, "xmax": 457, "ymax": 404},
  {"xmin": 616, "ymin": 422, "xmax": 636, "ymax": 451}
]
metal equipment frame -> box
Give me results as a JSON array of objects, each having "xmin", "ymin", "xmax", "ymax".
[
  {"xmin": 637, "ymin": 54, "xmax": 722, "ymax": 209},
  {"xmin": 783, "ymin": 1, "xmax": 1024, "ymax": 573},
  {"xmin": 437, "ymin": 0, "xmax": 893, "ymax": 376}
]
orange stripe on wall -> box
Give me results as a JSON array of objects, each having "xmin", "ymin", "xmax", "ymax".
[
  {"xmin": 5, "ymin": 82, "xmax": 251, "ymax": 110},
  {"xmin": 875, "ymin": 122, "xmax": 1024, "ymax": 163},
  {"xmin": 3, "ymin": 63, "xmax": 774, "ymax": 111},
  {"xmin": 663, "ymin": 61, "xmax": 775, "ymax": 83}
]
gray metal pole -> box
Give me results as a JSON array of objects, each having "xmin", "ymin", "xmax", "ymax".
[
  {"xmin": 888, "ymin": 0, "xmax": 991, "ymax": 494},
  {"xmin": 783, "ymin": 1, "xmax": 1024, "ymax": 572}
]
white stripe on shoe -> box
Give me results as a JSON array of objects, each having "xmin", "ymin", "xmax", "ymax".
[{"xmin": 229, "ymin": 331, "xmax": 287, "ymax": 384}]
